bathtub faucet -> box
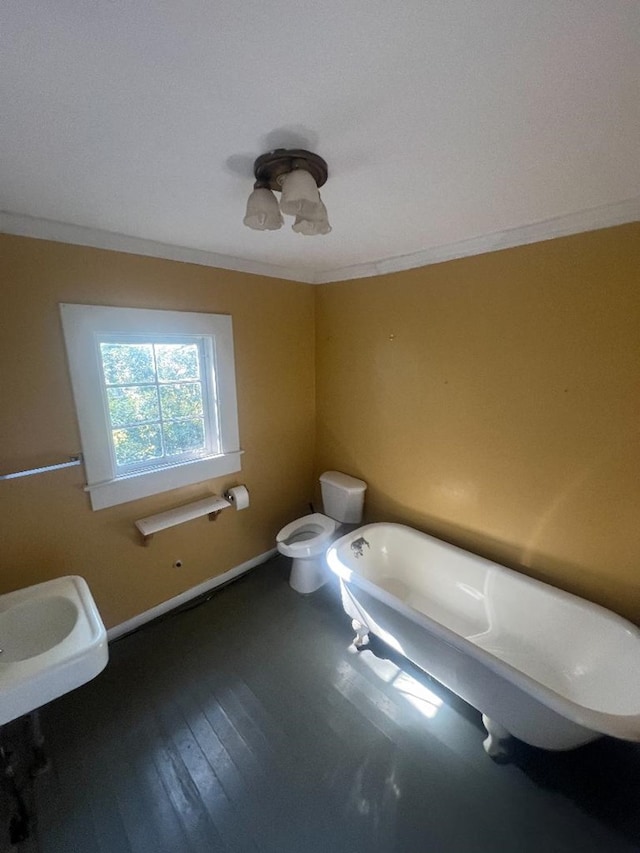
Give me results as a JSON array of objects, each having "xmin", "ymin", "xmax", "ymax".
[{"xmin": 350, "ymin": 537, "xmax": 370, "ymax": 558}]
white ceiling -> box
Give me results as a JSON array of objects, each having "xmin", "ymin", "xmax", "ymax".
[{"xmin": 1, "ymin": 1, "xmax": 639, "ymax": 283}]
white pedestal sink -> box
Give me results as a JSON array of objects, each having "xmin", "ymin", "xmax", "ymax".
[{"xmin": 0, "ymin": 576, "xmax": 108, "ymax": 726}]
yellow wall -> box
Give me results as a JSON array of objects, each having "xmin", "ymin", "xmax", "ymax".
[
  {"xmin": 2, "ymin": 224, "xmax": 639, "ymax": 629},
  {"xmin": 316, "ymin": 224, "xmax": 640, "ymax": 622},
  {"xmin": 0, "ymin": 234, "xmax": 316, "ymax": 628}
]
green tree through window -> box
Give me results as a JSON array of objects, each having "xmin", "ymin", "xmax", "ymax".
[
  {"xmin": 61, "ymin": 304, "xmax": 240, "ymax": 510},
  {"xmin": 100, "ymin": 341, "xmax": 208, "ymax": 468}
]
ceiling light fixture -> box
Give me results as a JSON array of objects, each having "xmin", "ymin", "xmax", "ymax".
[{"xmin": 243, "ymin": 149, "xmax": 331, "ymax": 236}]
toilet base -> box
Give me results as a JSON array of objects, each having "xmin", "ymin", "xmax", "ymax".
[{"xmin": 289, "ymin": 556, "xmax": 327, "ymax": 594}]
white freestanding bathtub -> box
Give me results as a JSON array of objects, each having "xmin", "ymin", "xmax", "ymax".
[{"xmin": 326, "ymin": 523, "xmax": 640, "ymax": 758}]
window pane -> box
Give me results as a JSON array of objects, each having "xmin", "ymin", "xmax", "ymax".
[
  {"xmin": 100, "ymin": 343, "xmax": 155, "ymax": 385},
  {"xmin": 155, "ymin": 344, "xmax": 200, "ymax": 382},
  {"xmin": 112, "ymin": 424, "xmax": 163, "ymax": 465},
  {"xmin": 159, "ymin": 383, "xmax": 204, "ymax": 420},
  {"xmin": 107, "ymin": 386, "xmax": 159, "ymax": 427},
  {"xmin": 163, "ymin": 419, "xmax": 205, "ymax": 456}
]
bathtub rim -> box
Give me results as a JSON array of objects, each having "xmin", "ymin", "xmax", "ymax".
[{"xmin": 326, "ymin": 522, "xmax": 640, "ymax": 742}]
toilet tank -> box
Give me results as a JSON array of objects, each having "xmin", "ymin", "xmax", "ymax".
[{"xmin": 320, "ymin": 471, "xmax": 367, "ymax": 524}]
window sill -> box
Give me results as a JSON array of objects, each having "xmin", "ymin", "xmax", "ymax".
[{"xmin": 85, "ymin": 451, "xmax": 243, "ymax": 510}]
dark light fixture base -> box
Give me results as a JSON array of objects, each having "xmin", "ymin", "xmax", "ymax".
[{"xmin": 253, "ymin": 149, "xmax": 328, "ymax": 191}]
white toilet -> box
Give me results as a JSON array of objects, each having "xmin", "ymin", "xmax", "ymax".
[{"xmin": 277, "ymin": 471, "xmax": 367, "ymax": 594}]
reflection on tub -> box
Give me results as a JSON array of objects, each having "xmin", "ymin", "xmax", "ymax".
[{"xmin": 327, "ymin": 523, "xmax": 640, "ymax": 759}]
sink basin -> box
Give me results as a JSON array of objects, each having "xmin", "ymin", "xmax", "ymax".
[{"xmin": 0, "ymin": 576, "xmax": 108, "ymax": 726}]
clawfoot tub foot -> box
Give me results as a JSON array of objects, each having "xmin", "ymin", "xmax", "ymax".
[
  {"xmin": 482, "ymin": 714, "xmax": 512, "ymax": 761},
  {"xmin": 349, "ymin": 619, "xmax": 370, "ymax": 653}
]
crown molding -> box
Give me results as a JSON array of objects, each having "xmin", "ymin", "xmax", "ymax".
[
  {"xmin": 2, "ymin": 198, "xmax": 638, "ymax": 287},
  {"xmin": 312, "ymin": 197, "xmax": 640, "ymax": 284},
  {"xmin": 0, "ymin": 211, "xmax": 316, "ymax": 283}
]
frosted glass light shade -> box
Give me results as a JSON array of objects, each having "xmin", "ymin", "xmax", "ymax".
[
  {"xmin": 243, "ymin": 187, "xmax": 283, "ymax": 231},
  {"xmin": 279, "ymin": 168, "xmax": 322, "ymax": 218},
  {"xmin": 292, "ymin": 196, "xmax": 332, "ymax": 236}
]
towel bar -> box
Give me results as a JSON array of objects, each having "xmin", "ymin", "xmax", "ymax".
[{"xmin": 0, "ymin": 455, "xmax": 83, "ymax": 481}]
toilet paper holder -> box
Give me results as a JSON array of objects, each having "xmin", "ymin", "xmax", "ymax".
[
  {"xmin": 134, "ymin": 485, "xmax": 249, "ymax": 545},
  {"xmin": 223, "ymin": 485, "xmax": 250, "ymax": 510}
]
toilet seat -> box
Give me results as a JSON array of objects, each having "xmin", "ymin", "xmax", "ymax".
[{"xmin": 276, "ymin": 513, "xmax": 339, "ymax": 558}]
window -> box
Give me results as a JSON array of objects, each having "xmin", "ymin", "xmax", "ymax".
[
  {"xmin": 60, "ymin": 305, "xmax": 241, "ymax": 510},
  {"xmin": 99, "ymin": 338, "xmax": 215, "ymax": 472}
]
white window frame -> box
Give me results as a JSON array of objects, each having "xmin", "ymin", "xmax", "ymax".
[{"xmin": 60, "ymin": 304, "xmax": 241, "ymax": 510}]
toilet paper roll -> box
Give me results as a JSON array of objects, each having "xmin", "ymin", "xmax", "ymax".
[{"xmin": 225, "ymin": 485, "xmax": 250, "ymax": 510}]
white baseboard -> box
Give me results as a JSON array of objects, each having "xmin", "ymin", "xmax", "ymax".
[{"xmin": 107, "ymin": 548, "xmax": 277, "ymax": 641}]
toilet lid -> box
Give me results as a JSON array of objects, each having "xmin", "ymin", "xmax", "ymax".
[{"xmin": 277, "ymin": 513, "xmax": 338, "ymax": 548}]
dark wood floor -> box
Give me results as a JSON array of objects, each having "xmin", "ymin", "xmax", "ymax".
[{"xmin": 3, "ymin": 555, "xmax": 640, "ymax": 852}]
